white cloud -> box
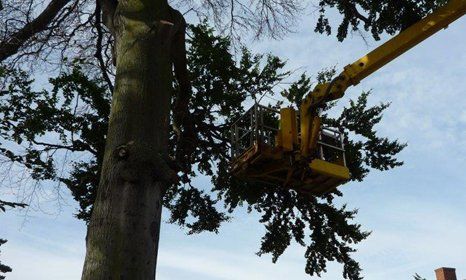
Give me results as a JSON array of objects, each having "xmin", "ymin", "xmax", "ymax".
[{"xmin": 2, "ymin": 243, "xmax": 84, "ymax": 280}]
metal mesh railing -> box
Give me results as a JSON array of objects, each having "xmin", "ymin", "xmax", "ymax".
[
  {"xmin": 230, "ymin": 104, "xmax": 279, "ymax": 158},
  {"xmin": 317, "ymin": 127, "xmax": 347, "ymax": 166},
  {"xmin": 230, "ymin": 103, "xmax": 347, "ymax": 167}
]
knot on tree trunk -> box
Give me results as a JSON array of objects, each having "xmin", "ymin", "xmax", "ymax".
[
  {"xmin": 113, "ymin": 141, "xmax": 179, "ymax": 186},
  {"xmin": 115, "ymin": 141, "xmax": 134, "ymax": 160}
]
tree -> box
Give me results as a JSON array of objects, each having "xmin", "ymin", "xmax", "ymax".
[
  {"xmin": 0, "ymin": 200, "xmax": 27, "ymax": 280},
  {"xmin": 314, "ymin": 0, "xmax": 448, "ymax": 41},
  {"xmin": 414, "ymin": 273, "xmax": 427, "ymax": 280},
  {"xmin": 0, "ymin": 0, "xmax": 444, "ymax": 279},
  {"xmin": 0, "ymin": 23, "xmax": 407, "ymax": 278}
]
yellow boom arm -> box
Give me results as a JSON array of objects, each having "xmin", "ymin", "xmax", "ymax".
[{"xmin": 300, "ymin": 0, "xmax": 466, "ymax": 157}]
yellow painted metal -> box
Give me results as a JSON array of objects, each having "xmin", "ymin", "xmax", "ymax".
[
  {"xmin": 300, "ymin": 0, "xmax": 466, "ymax": 157},
  {"xmin": 299, "ymin": 104, "xmax": 312, "ymax": 157},
  {"xmin": 309, "ymin": 116, "xmax": 321, "ymax": 152},
  {"xmin": 279, "ymin": 108, "xmax": 298, "ymax": 151},
  {"xmin": 309, "ymin": 159, "xmax": 350, "ymax": 181},
  {"xmin": 299, "ymin": 83, "xmax": 330, "ymax": 157},
  {"xmin": 343, "ymin": 0, "xmax": 466, "ymax": 87},
  {"xmin": 275, "ymin": 131, "xmax": 282, "ymax": 148},
  {"xmin": 231, "ymin": 0, "xmax": 465, "ymax": 195}
]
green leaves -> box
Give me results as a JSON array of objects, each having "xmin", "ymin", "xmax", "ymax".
[
  {"xmin": 414, "ymin": 273, "xmax": 427, "ymax": 280},
  {"xmin": 0, "ymin": 24, "xmax": 406, "ymax": 279},
  {"xmin": 0, "ymin": 199, "xmax": 26, "ymax": 213},
  {"xmin": 281, "ymin": 74, "xmax": 312, "ymax": 108},
  {"xmin": 0, "ymin": 65, "xmax": 108, "ymax": 219},
  {"xmin": 165, "ymin": 185, "xmax": 229, "ymax": 234},
  {"xmin": 315, "ymin": 0, "xmax": 447, "ymax": 41},
  {"xmin": 333, "ymin": 91, "xmax": 406, "ymax": 180}
]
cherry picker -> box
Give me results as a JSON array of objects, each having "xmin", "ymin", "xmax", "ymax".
[{"xmin": 229, "ymin": 0, "xmax": 466, "ymax": 195}]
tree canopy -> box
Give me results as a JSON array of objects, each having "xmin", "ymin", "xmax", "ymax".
[
  {"xmin": 314, "ymin": 0, "xmax": 447, "ymax": 41},
  {"xmin": 0, "ymin": 0, "xmax": 446, "ymax": 68},
  {"xmin": 0, "ymin": 23, "xmax": 407, "ymax": 278},
  {"xmin": 0, "ymin": 0, "xmax": 444, "ymax": 278}
]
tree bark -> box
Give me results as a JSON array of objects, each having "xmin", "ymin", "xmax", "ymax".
[{"xmin": 82, "ymin": 0, "xmax": 183, "ymax": 278}]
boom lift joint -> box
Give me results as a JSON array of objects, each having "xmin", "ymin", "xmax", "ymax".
[{"xmin": 229, "ymin": 0, "xmax": 466, "ymax": 195}]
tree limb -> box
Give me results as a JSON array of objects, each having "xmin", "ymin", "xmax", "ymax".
[
  {"xmin": 0, "ymin": 0, "xmax": 71, "ymax": 62},
  {"xmin": 342, "ymin": 0, "xmax": 369, "ymax": 25},
  {"xmin": 98, "ymin": 0, "xmax": 118, "ymax": 33},
  {"xmin": 0, "ymin": 199, "xmax": 27, "ymax": 212},
  {"xmin": 94, "ymin": 1, "xmax": 114, "ymax": 92}
]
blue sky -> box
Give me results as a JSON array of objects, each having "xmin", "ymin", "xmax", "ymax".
[{"xmin": 1, "ymin": 7, "xmax": 466, "ymax": 280}]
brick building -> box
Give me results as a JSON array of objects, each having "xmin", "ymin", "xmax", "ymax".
[{"xmin": 435, "ymin": 267, "xmax": 458, "ymax": 280}]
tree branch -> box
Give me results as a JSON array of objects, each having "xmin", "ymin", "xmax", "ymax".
[
  {"xmin": 94, "ymin": 2, "xmax": 114, "ymax": 92},
  {"xmin": 98, "ymin": 0, "xmax": 118, "ymax": 33},
  {"xmin": 0, "ymin": 0, "xmax": 71, "ymax": 62},
  {"xmin": 342, "ymin": 0, "xmax": 369, "ymax": 25},
  {"xmin": 0, "ymin": 199, "xmax": 27, "ymax": 212},
  {"xmin": 31, "ymin": 139, "xmax": 98, "ymax": 155}
]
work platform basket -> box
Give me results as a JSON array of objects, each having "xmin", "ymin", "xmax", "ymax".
[{"xmin": 229, "ymin": 103, "xmax": 350, "ymax": 195}]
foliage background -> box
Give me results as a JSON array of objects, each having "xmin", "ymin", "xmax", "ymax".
[
  {"xmin": 3, "ymin": 1, "xmax": 462, "ymax": 278},
  {"xmin": 0, "ymin": 23, "xmax": 408, "ymax": 278}
]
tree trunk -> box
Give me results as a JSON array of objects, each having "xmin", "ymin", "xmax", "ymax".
[{"xmin": 82, "ymin": 1, "xmax": 179, "ymax": 278}]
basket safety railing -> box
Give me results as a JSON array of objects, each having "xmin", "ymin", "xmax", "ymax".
[
  {"xmin": 317, "ymin": 127, "xmax": 347, "ymax": 167},
  {"xmin": 230, "ymin": 103, "xmax": 347, "ymax": 167},
  {"xmin": 230, "ymin": 103, "xmax": 279, "ymax": 159}
]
